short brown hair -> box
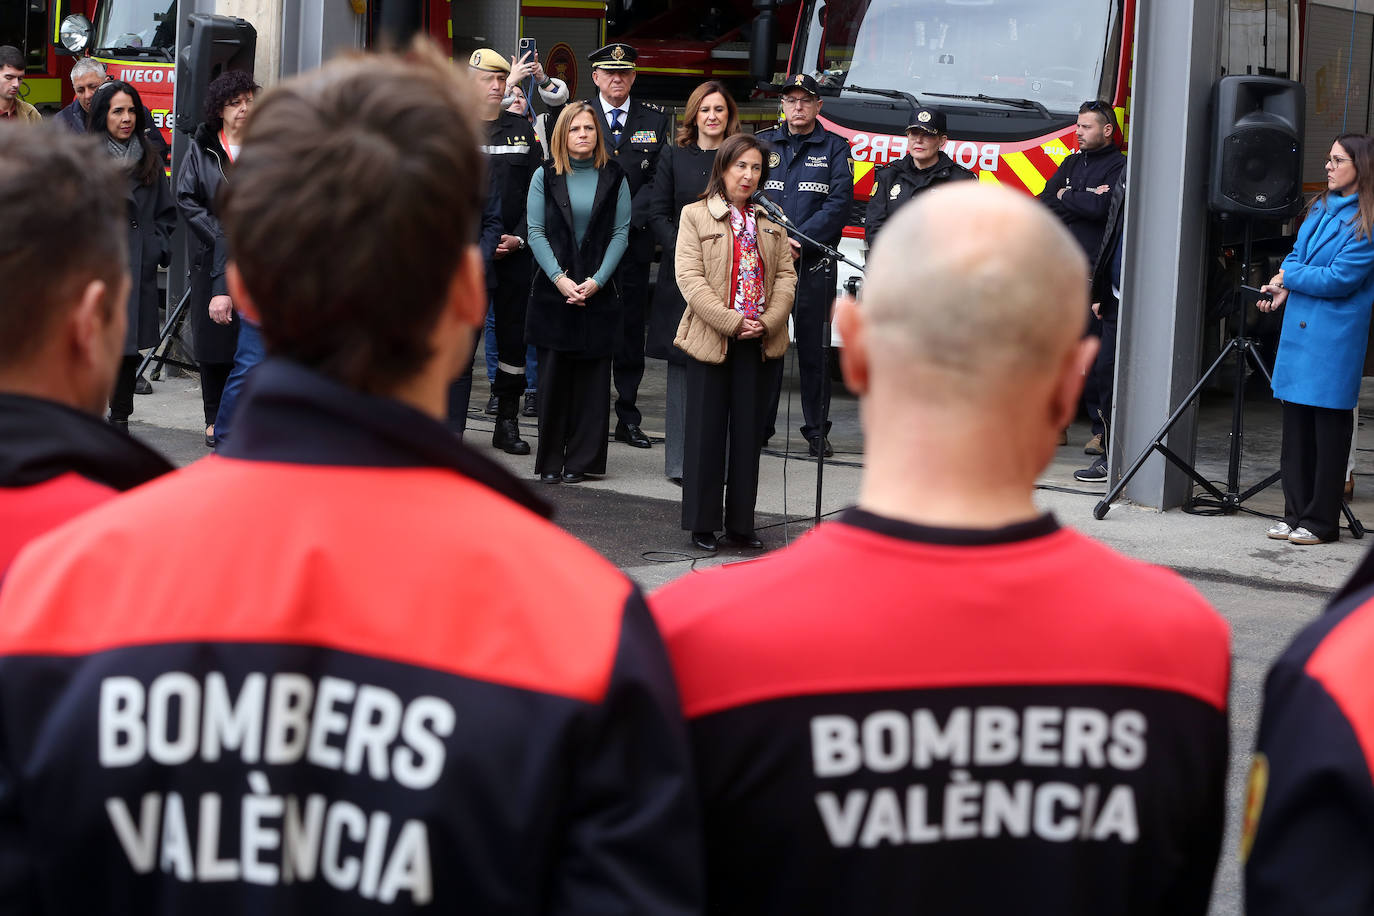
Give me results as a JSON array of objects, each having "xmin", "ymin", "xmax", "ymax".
[
  {"xmin": 0, "ymin": 125, "xmax": 127, "ymax": 365},
  {"xmin": 549, "ymin": 101, "xmax": 609, "ymax": 174},
  {"xmin": 701, "ymin": 133, "xmax": 770, "ymax": 203},
  {"xmin": 676, "ymin": 80, "xmax": 740, "ymax": 148},
  {"xmin": 220, "ymin": 39, "xmax": 485, "ymax": 394}
]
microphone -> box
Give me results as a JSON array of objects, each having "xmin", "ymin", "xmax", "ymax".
[{"xmin": 749, "ymin": 189, "xmax": 791, "ymax": 225}]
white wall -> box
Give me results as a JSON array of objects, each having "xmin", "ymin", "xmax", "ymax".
[{"xmin": 217, "ymin": 0, "xmax": 283, "ymax": 83}]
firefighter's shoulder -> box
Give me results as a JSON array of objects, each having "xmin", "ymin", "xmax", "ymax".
[{"xmin": 1290, "ymin": 585, "xmax": 1374, "ymax": 747}]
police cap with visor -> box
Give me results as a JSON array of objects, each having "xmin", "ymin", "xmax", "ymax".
[
  {"xmin": 906, "ymin": 106, "xmax": 947, "ymax": 135},
  {"xmin": 589, "ymin": 43, "xmax": 637, "ymax": 70}
]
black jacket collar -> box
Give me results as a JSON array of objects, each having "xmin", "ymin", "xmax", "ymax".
[
  {"xmin": 192, "ymin": 122, "xmax": 229, "ymax": 161},
  {"xmin": 0, "ymin": 393, "xmax": 172, "ymax": 490},
  {"xmin": 895, "ymin": 151, "xmax": 958, "ymax": 178},
  {"xmin": 841, "ymin": 506, "xmax": 1059, "ymax": 546},
  {"xmin": 220, "ymin": 359, "xmax": 552, "ymax": 519}
]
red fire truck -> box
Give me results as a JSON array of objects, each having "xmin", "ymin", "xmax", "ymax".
[
  {"xmin": 746, "ymin": 0, "xmax": 1367, "ymax": 302},
  {"xmin": 50, "ymin": 0, "xmax": 175, "ymax": 138},
  {"xmin": 1, "ymin": 0, "xmax": 83, "ymax": 112},
  {"xmin": 751, "ymin": 0, "xmax": 1136, "ymax": 298}
]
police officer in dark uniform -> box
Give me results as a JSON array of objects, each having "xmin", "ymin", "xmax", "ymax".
[
  {"xmin": 467, "ymin": 48, "xmax": 543, "ymax": 455},
  {"xmin": 557, "ymin": 43, "xmax": 671, "ymax": 449},
  {"xmin": 756, "ymin": 74, "xmax": 853, "ymax": 457},
  {"xmin": 865, "ymin": 106, "xmax": 975, "ymax": 248}
]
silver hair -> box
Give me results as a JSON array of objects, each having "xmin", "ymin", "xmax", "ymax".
[{"xmin": 69, "ymin": 58, "xmax": 107, "ymax": 83}]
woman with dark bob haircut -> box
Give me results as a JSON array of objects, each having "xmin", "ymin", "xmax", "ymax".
[
  {"xmin": 176, "ymin": 69, "xmax": 261, "ymax": 447},
  {"xmin": 87, "ymin": 80, "xmax": 175, "ymax": 431},
  {"xmin": 673, "ymin": 132, "xmax": 796, "ymax": 552},
  {"xmin": 648, "ymin": 80, "xmax": 741, "ymax": 485}
]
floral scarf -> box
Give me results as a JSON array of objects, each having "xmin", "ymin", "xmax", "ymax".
[{"xmin": 729, "ymin": 204, "xmax": 765, "ymax": 319}]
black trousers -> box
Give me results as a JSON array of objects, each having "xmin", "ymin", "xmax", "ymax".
[
  {"xmin": 491, "ymin": 260, "xmax": 530, "ymax": 420},
  {"xmin": 613, "ymin": 254, "xmax": 651, "ymax": 427},
  {"xmin": 682, "ymin": 338, "xmax": 771, "ymax": 534},
  {"xmin": 536, "ymin": 348, "xmax": 611, "ymax": 476},
  {"xmin": 445, "ymin": 338, "xmax": 480, "ymax": 437},
  {"xmin": 109, "ymin": 355, "xmax": 141, "ymax": 421},
  {"xmin": 1280, "ymin": 401, "xmax": 1353, "ymax": 541},
  {"xmin": 1083, "ymin": 307, "xmax": 1106, "ymax": 438},
  {"xmin": 764, "ymin": 255, "xmax": 834, "ymax": 442},
  {"xmin": 199, "ymin": 361, "xmax": 233, "ymax": 427},
  {"xmin": 1087, "ymin": 301, "xmax": 1118, "ymax": 448}
]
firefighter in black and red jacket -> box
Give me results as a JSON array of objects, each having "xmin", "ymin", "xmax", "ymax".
[
  {"xmin": 651, "ymin": 184, "xmax": 1228, "ymax": 916},
  {"xmin": 1244, "ymin": 547, "xmax": 1374, "ymax": 913},
  {"xmin": 0, "ymin": 123, "xmax": 171, "ymax": 571},
  {"xmin": 0, "ymin": 44, "xmax": 701, "ymax": 915}
]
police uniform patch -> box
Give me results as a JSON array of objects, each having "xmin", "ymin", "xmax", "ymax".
[
  {"xmin": 630, "ymin": 130, "xmax": 658, "ymax": 144},
  {"xmin": 769, "ymin": 151, "xmax": 781, "ymax": 168},
  {"xmin": 612, "ymin": 45, "xmax": 625, "ymax": 61},
  {"xmin": 889, "ymin": 184, "xmax": 901, "ymax": 199}
]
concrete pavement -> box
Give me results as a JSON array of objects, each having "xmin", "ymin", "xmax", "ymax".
[{"xmin": 129, "ymin": 352, "xmax": 1374, "ymax": 595}]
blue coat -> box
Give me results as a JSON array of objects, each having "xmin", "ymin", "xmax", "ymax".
[{"xmin": 1272, "ymin": 193, "xmax": 1374, "ymax": 410}]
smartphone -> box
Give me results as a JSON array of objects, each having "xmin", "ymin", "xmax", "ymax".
[
  {"xmin": 518, "ymin": 37, "xmax": 536, "ymax": 61},
  {"xmin": 1240, "ymin": 284, "xmax": 1272, "ymax": 304}
]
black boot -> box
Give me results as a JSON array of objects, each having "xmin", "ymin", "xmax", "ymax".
[{"xmin": 493, "ymin": 417, "xmax": 530, "ymax": 455}]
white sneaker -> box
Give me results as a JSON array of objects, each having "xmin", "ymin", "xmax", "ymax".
[
  {"xmin": 1266, "ymin": 521, "xmax": 1292, "ymax": 540},
  {"xmin": 1288, "ymin": 526, "xmax": 1325, "ymax": 545}
]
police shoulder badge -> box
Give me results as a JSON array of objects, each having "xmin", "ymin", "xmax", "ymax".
[{"xmin": 768, "ymin": 151, "xmax": 781, "ymax": 168}]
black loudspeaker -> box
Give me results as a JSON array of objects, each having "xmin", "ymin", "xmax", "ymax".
[
  {"xmin": 174, "ymin": 14, "xmax": 256, "ymax": 138},
  {"xmin": 1209, "ymin": 75, "xmax": 1304, "ymax": 218}
]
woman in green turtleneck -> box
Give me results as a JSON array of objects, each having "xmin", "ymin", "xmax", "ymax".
[{"xmin": 526, "ymin": 101, "xmax": 631, "ymax": 484}]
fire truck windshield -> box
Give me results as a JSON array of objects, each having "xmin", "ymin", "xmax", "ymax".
[
  {"xmin": 798, "ymin": 0, "xmax": 1115, "ymax": 117},
  {"xmin": 93, "ymin": 0, "xmax": 176, "ymax": 56}
]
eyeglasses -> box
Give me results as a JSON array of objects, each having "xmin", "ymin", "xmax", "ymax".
[
  {"xmin": 781, "ymin": 96, "xmax": 818, "ymax": 108},
  {"xmin": 1328, "ymin": 155, "xmax": 1352, "ymax": 166}
]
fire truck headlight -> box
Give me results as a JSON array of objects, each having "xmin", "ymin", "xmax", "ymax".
[{"xmin": 60, "ymin": 15, "xmax": 91, "ymax": 53}]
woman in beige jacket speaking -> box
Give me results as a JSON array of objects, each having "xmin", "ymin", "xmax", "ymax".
[{"xmin": 674, "ymin": 133, "xmax": 797, "ymax": 552}]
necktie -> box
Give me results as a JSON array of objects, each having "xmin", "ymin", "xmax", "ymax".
[{"xmin": 610, "ymin": 109, "xmax": 623, "ymax": 136}]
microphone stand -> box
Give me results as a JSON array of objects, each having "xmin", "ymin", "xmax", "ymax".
[{"xmin": 751, "ymin": 194, "xmax": 864, "ymax": 526}]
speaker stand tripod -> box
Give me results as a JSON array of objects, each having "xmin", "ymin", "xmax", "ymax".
[
  {"xmin": 136, "ymin": 287, "xmax": 200, "ymax": 383},
  {"xmin": 1092, "ymin": 222, "xmax": 1364, "ymax": 538}
]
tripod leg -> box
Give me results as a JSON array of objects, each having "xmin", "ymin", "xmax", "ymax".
[
  {"xmin": 137, "ymin": 287, "xmax": 193, "ymax": 380},
  {"xmin": 1343, "ymin": 500, "xmax": 1366, "ymax": 539},
  {"xmin": 1245, "ymin": 339, "xmax": 1274, "ymax": 386},
  {"xmin": 1094, "ymin": 339, "xmax": 1242, "ymax": 518}
]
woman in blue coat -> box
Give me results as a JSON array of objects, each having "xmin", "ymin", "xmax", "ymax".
[{"xmin": 1259, "ymin": 134, "xmax": 1374, "ymax": 544}]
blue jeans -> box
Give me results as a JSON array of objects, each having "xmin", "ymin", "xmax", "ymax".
[
  {"xmin": 214, "ymin": 318, "xmax": 265, "ymax": 443},
  {"xmin": 484, "ymin": 304, "xmax": 539, "ymax": 391}
]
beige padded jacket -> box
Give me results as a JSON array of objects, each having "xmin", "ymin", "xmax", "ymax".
[{"xmin": 673, "ymin": 195, "xmax": 797, "ymax": 364}]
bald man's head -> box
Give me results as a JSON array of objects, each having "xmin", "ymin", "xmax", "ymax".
[{"xmin": 861, "ymin": 183, "xmax": 1089, "ymax": 404}]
